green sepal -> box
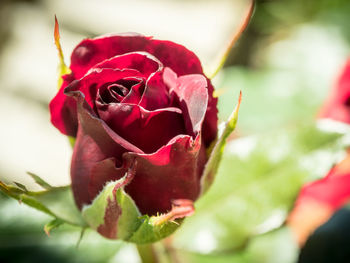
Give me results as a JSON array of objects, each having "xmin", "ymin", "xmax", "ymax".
[
  {"xmin": 200, "ymin": 91, "xmax": 242, "ymax": 196},
  {"xmin": 82, "ymin": 176, "xmax": 188, "ymax": 243},
  {"xmin": 128, "ymin": 216, "xmax": 180, "ymax": 244}
]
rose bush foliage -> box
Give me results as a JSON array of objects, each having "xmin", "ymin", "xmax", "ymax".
[{"xmin": 49, "ymin": 33, "xmax": 218, "ymax": 239}]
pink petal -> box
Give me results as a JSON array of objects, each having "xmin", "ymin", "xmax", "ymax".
[
  {"xmin": 296, "ymin": 170, "xmax": 350, "ymax": 210},
  {"xmin": 163, "ymin": 68, "xmax": 208, "ymax": 137},
  {"xmin": 319, "ymin": 59, "xmax": 350, "ymax": 124}
]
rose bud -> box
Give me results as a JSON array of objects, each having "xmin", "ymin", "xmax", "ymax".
[{"xmin": 49, "ymin": 30, "xmax": 219, "ymax": 241}]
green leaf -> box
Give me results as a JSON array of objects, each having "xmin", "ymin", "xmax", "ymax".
[
  {"xmin": 200, "ymin": 91, "xmax": 242, "ymax": 196},
  {"xmin": 44, "ymin": 218, "xmax": 64, "ymax": 236},
  {"xmin": 14, "ymin": 182, "xmax": 28, "ymax": 192}
]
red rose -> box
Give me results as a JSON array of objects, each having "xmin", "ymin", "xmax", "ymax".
[
  {"xmin": 288, "ymin": 59, "xmax": 350, "ymax": 246},
  {"xmin": 49, "ymin": 33, "xmax": 218, "ymax": 216},
  {"xmin": 319, "ymin": 59, "xmax": 350, "ymax": 123}
]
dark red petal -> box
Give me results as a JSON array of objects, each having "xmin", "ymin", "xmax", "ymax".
[
  {"xmin": 120, "ymin": 79, "xmax": 144, "ymax": 104},
  {"xmin": 163, "ymin": 68, "xmax": 208, "ymax": 137},
  {"xmin": 139, "ymin": 71, "xmax": 170, "ymax": 110},
  {"xmin": 91, "ymin": 52, "xmax": 163, "ymax": 76},
  {"xmin": 49, "ymin": 80, "xmax": 78, "ymax": 137},
  {"xmin": 68, "ymin": 90, "xmax": 143, "ymax": 208},
  {"xmin": 69, "ymin": 33, "xmax": 203, "ymax": 79},
  {"xmin": 96, "ymin": 102, "xmax": 186, "ymax": 153},
  {"xmin": 64, "ymin": 68, "xmax": 143, "ymax": 109},
  {"xmin": 68, "ymin": 34, "xmax": 217, "ymax": 144},
  {"xmin": 202, "ymin": 86, "xmax": 218, "ymax": 146},
  {"xmin": 71, "ymin": 128, "xmax": 127, "ymax": 209},
  {"xmin": 124, "ymin": 135, "xmax": 203, "ymax": 215}
]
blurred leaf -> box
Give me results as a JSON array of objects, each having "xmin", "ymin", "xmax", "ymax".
[
  {"xmin": 14, "ymin": 182, "xmax": 28, "ymax": 191},
  {"xmin": 174, "ymin": 123, "xmax": 345, "ymax": 253},
  {"xmin": 180, "ymin": 227, "xmax": 298, "ymax": 263},
  {"xmin": 27, "ymin": 172, "xmax": 53, "ymax": 190},
  {"xmin": 0, "ymin": 180, "xmax": 86, "ymax": 227},
  {"xmin": 215, "ymin": 67, "xmax": 328, "ymax": 133}
]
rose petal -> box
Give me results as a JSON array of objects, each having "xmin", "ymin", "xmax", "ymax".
[
  {"xmin": 163, "ymin": 68, "xmax": 208, "ymax": 137},
  {"xmin": 138, "ymin": 71, "xmax": 170, "ymax": 110},
  {"xmin": 65, "ymin": 68, "xmax": 142, "ymax": 108},
  {"xmin": 67, "ymin": 90, "xmax": 143, "ymax": 208},
  {"xmin": 91, "ymin": 52, "xmax": 163, "ymax": 77},
  {"xmin": 89, "ymin": 158, "xmax": 134, "ymax": 208},
  {"xmin": 69, "ymin": 89, "xmax": 207, "ymax": 215},
  {"xmin": 319, "ymin": 60, "xmax": 350, "ymax": 124},
  {"xmin": 202, "ymin": 82, "xmax": 218, "ymax": 146},
  {"xmin": 121, "ymin": 79, "xmax": 145, "ymax": 104},
  {"xmin": 124, "ymin": 135, "xmax": 204, "ymax": 215},
  {"xmin": 71, "ymin": 34, "xmax": 218, "ymax": 145},
  {"xmin": 96, "ymin": 102, "xmax": 186, "ymax": 153},
  {"xmin": 49, "ymin": 79, "xmax": 78, "ymax": 137},
  {"xmin": 52, "ymin": 34, "xmax": 218, "ymax": 143},
  {"xmin": 70, "ymin": 34, "xmax": 202, "ymax": 79},
  {"xmin": 296, "ymin": 170, "xmax": 350, "ymax": 210}
]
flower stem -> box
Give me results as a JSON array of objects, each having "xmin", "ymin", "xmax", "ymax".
[{"xmin": 136, "ymin": 244, "xmax": 159, "ymax": 263}]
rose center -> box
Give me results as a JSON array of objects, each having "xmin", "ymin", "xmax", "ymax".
[{"xmin": 97, "ymin": 79, "xmax": 140, "ymax": 104}]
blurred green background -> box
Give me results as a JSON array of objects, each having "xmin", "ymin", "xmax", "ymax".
[{"xmin": 0, "ymin": 0, "xmax": 350, "ymax": 262}]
